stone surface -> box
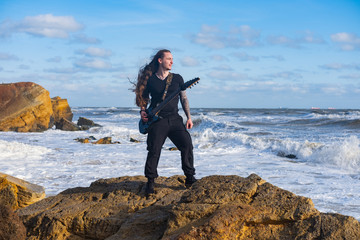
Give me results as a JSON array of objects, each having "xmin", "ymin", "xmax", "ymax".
[
  {"xmin": 51, "ymin": 96, "xmax": 73, "ymax": 123},
  {"xmin": 77, "ymin": 117, "xmax": 101, "ymax": 130},
  {"xmin": 55, "ymin": 118, "xmax": 81, "ymax": 131},
  {"xmin": 0, "ymin": 172, "xmax": 45, "ymax": 210},
  {"xmin": 0, "ymin": 82, "xmax": 53, "ymax": 132},
  {"xmin": 0, "ymin": 203, "xmax": 26, "ymax": 240},
  {"xmin": 17, "ymin": 174, "xmax": 360, "ymax": 240}
]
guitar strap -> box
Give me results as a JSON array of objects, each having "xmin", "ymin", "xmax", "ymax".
[{"xmin": 162, "ymin": 72, "xmax": 173, "ymax": 101}]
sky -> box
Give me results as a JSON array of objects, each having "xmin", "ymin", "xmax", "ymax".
[{"xmin": 0, "ymin": 0, "xmax": 359, "ymax": 109}]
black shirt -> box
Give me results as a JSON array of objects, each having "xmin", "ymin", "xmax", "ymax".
[{"xmin": 143, "ymin": 73, "xmax": 184, "ymax": 118}]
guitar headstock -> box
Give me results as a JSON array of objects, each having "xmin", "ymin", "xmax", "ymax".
[{"xmin": 181, "ymin": 77, "xmax": 200, "ymax": 90}]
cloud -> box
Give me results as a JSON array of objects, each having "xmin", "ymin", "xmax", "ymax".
[
  {"xmin": 339, "ymin": 74, "xmax": 360, "ymax": 80},
  {"xmin": 180, "ymin": 56, "xmax": 200, "ymax": 67},
  {"xmin": 74, "ymin": 58, "xmax": 112, "ymax": 70},
  {"xmin": 267, "ymin": 31, "xmax": 325, "ymax": 48},
  {"xmin": 47, "ymin": 56, "xmax": 62, "ymax": 63},
  {"xmin": 190, "ymin": 24, "xmax": 261, "ymax": 49},
  {"xmin": 331, "ymin": 32, "xmax": 360, "ymax": 51},
  {"xmin": 231, "ymin": 52, "xmax": 259, "ymax": 61},
  {"xmin": 76, "ymin": 47, "xmax": 112, "ymax": 58},
  {"xmin": 70, "ymin": 33, "xmax": 101, "ymax": 44},
  {"xmin": 263, "ymin": 71, "xmax": 303, "ymax": 81},
  {"xmin": 321, "ymin": 85, "xmax": 347, "ymax": 95},
  {"xmin": 0, "ymin": 14, "xmax": 83, "ymax": 39},
  {"xmin": 210, "ymin": 55, "xmax": 229, "ymax": 62},
  {"xmin": 207, "ymin": 70, "xmax": 248, "ymax": 81},
  {"xmin": 0, "ymin": 52, "xmax": 19, "ymax": 61},
  {"xmin": 319, "ymin": 63, "xmax": 360, "ymax": 70},
  {"xmin": 261, "ymin": 55, "xmax": 285, "ymax": 61}
]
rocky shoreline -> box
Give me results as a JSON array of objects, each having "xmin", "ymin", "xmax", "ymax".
[{"xmin": 0, "ymin": 174, "xmax": 357, "ymax": 239}]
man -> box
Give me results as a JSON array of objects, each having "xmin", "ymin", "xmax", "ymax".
[{"xmin": 134, "ymin": 49, "xmax": 196, "ymax": 195}]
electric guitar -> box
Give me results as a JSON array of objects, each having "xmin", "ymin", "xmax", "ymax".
[{"xmin": 139, "ymin": 77, "xmax": 200, "ymax": 134}]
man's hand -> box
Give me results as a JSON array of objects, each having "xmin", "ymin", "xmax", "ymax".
[
  {"xmin": 186, "ymin": 119, "xmax": 193, "ymax": 129},
  {"xmin": 140, "ymin": 110, "xmax": 148, "ymax": 122}
]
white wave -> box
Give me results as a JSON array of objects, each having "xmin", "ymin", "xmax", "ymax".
[
  {"xmin": 308, "ymin": 136, "xmax": 360, "ymax": 172},
  {"xmin": 0, "ymin": 139, "xmax": 52, "ymax": 161}
]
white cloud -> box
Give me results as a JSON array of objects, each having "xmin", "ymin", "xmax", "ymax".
[
  {"xmin": 320, "ymin": 63, "xmax": 360, "ymax": 70},
  {"xmin": 231, "ymin": 52, "xmax": 259, "ymax": 61},
  {"xmin": 207, "ymin": 70, "xmax": 247, "ymax": 81},
  {"xmin": 0, "ymin": 52, "xmax": 19, "ymax": 61},
  {"xmin": 76, "ymin": 47, "xmax": 112, "ymax": 58},
  {"xmin": 331, "ymin": 32, "xmax": 360, "ymax": 51},
  {"xmin": 190, "ymin": 24, "xmax": 261, "ymax": 49},
  {"xmin": 70, "ymin": 34, "xmax": 101, "ymax": 44},
  {"xmin": 321, "ymin": 86, "xmax": 346, "ymax": 95},
  {"xmin": 75, "ymin": 59, "xmax": 112, "ymax": 70},
  {"xmin": 180, "ymin": 56, "xmax": 200, "ymax": 67},
  {"xmin": 47, "ymin": 56, "xmax": 62, "ymax": 63},
  {"xmin": 0, "ymin": 14, "xmax": 83, "ymax": 39},
  {"xmin": 267, "ymin": 31, "xmax": 324, "ymax": 48}
]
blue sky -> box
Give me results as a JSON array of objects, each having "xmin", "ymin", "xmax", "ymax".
[{"xmin": 0, "ymin": 0, "xmax": 359, "ymax": 109}]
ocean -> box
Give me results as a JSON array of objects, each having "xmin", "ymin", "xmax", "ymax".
[{"xmin": 1, "ymin": 107, "xmax": 359, "ymax": 220}]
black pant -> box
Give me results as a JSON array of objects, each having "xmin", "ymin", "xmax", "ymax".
[{"xmin": 145, "ymin": 114, "xmax": 195, "ymax": 179}]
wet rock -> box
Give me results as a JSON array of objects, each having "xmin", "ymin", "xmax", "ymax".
[
  {"xmin": 130, "ymin": 137, "xmax": 140, "ymax": 143},
  {"xmin": 55, "ymin": 118, "xmax": 81, "ymax": 131},
  {"xmin": 77, "ymin": 117, "xmax": 101, "ymax": 130},
  {"xmin": 0, "ymin": 172, "xmax": 45, "ymax": 210},
  {"xmin": 16, "ymin": 174, "xmax": 360, "ymax": 240}
]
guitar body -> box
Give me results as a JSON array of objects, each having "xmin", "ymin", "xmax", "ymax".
[
  {"xmin": 139, "ymin": 114, "xmax": 159, "ymax": 134},
  {"xmin": 138, "ymin": 77, "xmax": 200, "ymax": 134}
]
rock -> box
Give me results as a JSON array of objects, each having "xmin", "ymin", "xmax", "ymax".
[
  {"xmin": 77, "ymin": 117, "xmax": 101, "ymax": 130},
  {"xmin": 130, "ymin": 137, "xmax": 140, "ymax": 143},
  {"xmin": 0, "ymin": 172, "xmax": 45, "ymax": 210},
  {"xmin": 55, "ymin": 118, "xmax": 81, "ymax": 131},
  {"xmin": 16, "ymin": 174, "xmax": 360, "ymax": 240},
  {"xmin": 0, "ymin": 203, "xmax": 27, "ymax": 240},
  {"xmin": 51, "ymin": 96, "xmax": 73, "ymax": 123},
  {"xmin": 0, "ymin": 82, "xmax": 54, "ymax": 132},
  {"xmin": 93, "ymin": 137, "xmax": 120, "ymax": 144},
  {"xmin": 74, "ymin": 138, "xmax": 90, "ymax": 143}
]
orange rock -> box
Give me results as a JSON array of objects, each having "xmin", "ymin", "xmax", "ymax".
[
  {"xmin": 51, "ymin": 96, "xmax": 73, "ymax": 123},
  {"xmin": 0, "ymin": 82, "xmax": 53, "ymax": 132}
]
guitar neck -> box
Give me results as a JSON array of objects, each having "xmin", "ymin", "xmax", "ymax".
[{"xmin": 148, "ymin": 87, "xmax": 182, "ymax": 117}]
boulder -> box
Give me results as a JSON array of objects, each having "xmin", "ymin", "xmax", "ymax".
[
  {"xmin": 55, "ymin": 118, "xmax": 81, "ymax": 131},
  {"xmin": 16, "ymin": 174, "xmax": 360, "ymax": 240},
  {"xmin": 0, "ymin": 172, "xmax": 45, "ymax": 210},
  {"xmin": 0, "ymin": 82, "xmax": 53, "ymax": 132},
  {"xmin": 77, "ymin": 117, "xmax": 101, "ymax": 130},
  {"xmin": 0, "ymin": 203, "xmax": 26, "ymax": 240},
  {"xmin": 51, "ymin": 96, "xmax": 73, "ymax": 123}
]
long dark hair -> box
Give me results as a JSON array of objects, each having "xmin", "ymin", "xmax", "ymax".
[{"xmin": 134, "ymin": 49, "xmax": 170, "ymax": 107}]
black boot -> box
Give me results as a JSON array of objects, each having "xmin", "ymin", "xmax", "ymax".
[
  {"xmin": 145, "ymin": 178, "xmax": 155, "ymax": 195},
  {"xmin": 185, "ymin": 175, "xmax": 197, "ymax": 188}
]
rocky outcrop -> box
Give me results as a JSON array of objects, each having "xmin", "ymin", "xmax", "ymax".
[
  {"xmin": 0, "ymin": 203, "xmax": 26, "ymax": 240},
  {"xmin": 0, "ymin": 82, "xmax": 74, "ymax": 132},
  {"xmin": 17, "ymin": 174, "xmax": 360, "ymax": 240},
  {"xmin": 51, "ymin": 96, "xmax": 73, "ymax": 123},
  {"xmin": 0, "ymin": 82, "xmax": 54, "ymax": 132},
  {"xmin": 0, "ymin": 172, "xmax": 45, "ymax": 210}
]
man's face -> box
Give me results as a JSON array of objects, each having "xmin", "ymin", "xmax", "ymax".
[{"xmin": 159, "ymin": 52, "xmax": 173, "ymax": 71}]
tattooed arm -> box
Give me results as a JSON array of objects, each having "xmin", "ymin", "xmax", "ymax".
[{"xmin": 180, "ymin": 90, "xmax": 193, "ymax": 129}]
